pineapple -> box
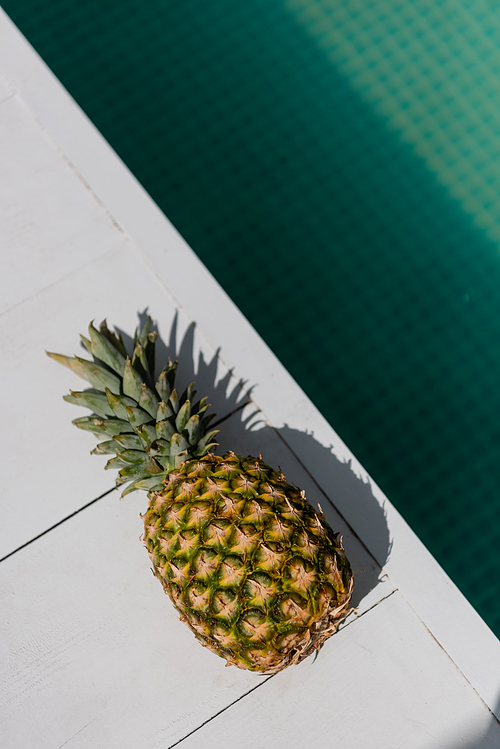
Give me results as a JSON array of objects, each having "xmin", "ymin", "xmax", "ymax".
[{"xmin": 48, "ymin": 317, "xmax": 353, "ymax": 673}]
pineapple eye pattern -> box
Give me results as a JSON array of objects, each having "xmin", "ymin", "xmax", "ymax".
[{"xmin": 144, "ymin": 454, "xmax": 353, "ymax": 674}]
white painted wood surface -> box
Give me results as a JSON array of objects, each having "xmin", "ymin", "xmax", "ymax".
[
  {"xmin": 1, "ymin": 6, "xmax": 498, "ymax": 710},
  {"xmin": 0, "ymin": 8, "xmax": 499, "ymax": 748}
]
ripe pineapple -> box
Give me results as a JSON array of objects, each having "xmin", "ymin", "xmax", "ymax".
[{"xmin": 48, "ymin": 318, "xmax": 353, "ymax": 673}]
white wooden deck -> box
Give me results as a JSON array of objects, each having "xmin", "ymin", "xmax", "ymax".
[{"xmin": 0, "ymin": 9, "xmax": 499, "ymax": 748}]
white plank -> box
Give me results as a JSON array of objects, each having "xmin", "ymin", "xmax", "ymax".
[
  {"xmin": 0, "ymin": 478, "xmax": 389, "ymax": 748},
  {"xmin": 174, "ymin": 592, "xmax": 500, "ymax": 749},
  {"xmin": 0, "ymin": 93, "xmax": 121, "ymax": 315}
]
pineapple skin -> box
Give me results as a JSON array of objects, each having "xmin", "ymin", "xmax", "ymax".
[{"xmin": 143, "ymin": 453, "xmax": 353, "ymax": 674}]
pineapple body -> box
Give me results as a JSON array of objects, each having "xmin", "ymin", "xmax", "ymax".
[{"xmin": 143, "ymin": 453, "xmax": 353, "ymax": 674}]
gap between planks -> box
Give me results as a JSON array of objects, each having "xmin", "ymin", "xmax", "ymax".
[{"xmin": 0, "ymin": 487, "xmax": 116, "ymax": 563}]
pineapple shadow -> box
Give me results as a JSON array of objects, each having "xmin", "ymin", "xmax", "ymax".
[
  {"xmin": 115, "ymin": 311, "xmax": 391, "ymax": 619},
  {"xmin": 439, "ymin": 690, "xmax": 500, "ymax": 749}
]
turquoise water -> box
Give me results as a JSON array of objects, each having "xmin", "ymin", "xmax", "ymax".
[{"xmin": 5, "ymin": 0, "xmax": 500, "ymax": 636}]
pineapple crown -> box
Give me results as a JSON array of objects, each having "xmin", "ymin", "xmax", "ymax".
[{"xmin": 46, "ymin": 317, "xmax": 218, "ymax": 496}]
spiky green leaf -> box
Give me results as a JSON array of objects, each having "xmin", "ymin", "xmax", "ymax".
[
  {"xmin": 176, "ymin": 399, "xmax": 191, "ymax": 433},
  {"xmin": 148, "ymin": 438, "xmax": 170, "ymax": 457},
  {"xmin": 72, "ymin": 416, "xmax": 132, "ymax": 437},
  {"xmin": 145, "ymin": 331, "xmax": 158, "ymax": 376},
  {"xmin": 106, "ymin": 388, "xmax": 140, "ymax": 421},
  {"xmin": 137, "ymin": 316, "xmax": 152, "ymax": 346},
  {"xmin": 155, "ymin": 454, "xmax": 173, "ymax": 471},
  {"xmin": 135, "ymin": 423, "xmax": 157, "ymax": 447},
  {"xmin": 121, "ymin": 476, "xmax": 166, "ymax": 497},
  {"xmin": 192, "ymin": 396, "xmax": 209, "ymax": 415},
  {"xmin": 79, "ymin": 335, "xmax": 93, "ymax": 355},
  {"xmin": 99, "ymin": 319, "xmax": 128, "ymax": 357},
  {"xmin": 170, "ymin": 432, "xmax": 189, "ymax": 458},
  {"xmin": 132, "ymin": 342, "xmax": 153, "ymax": 389},
  {"xmin": 123, "ymin": 357, "xmax": 144, "ymax": 401},
  {"xmin": 174, "ymin": 451, "xmax": 190, "ymax": 467},
  {"xmin": 117, "ymin": 465, "xmax": 151, "ymax": 481},
  {"xmin": 113, "ymin": 433, "xmax": 144, "ymax": 450},
  {"xmin": 180, "ymin": 382, "xmax": 196, "ymax": 404},
  {"xmin": 195, "ymin": 442, "xmax": 218, "ymax": 457},
  {"xmin": 155, "ymin": 370, "xmax": 171, "ymax": 402},
  {"xmin": 91, "ymin": 440, "xmax": 117, "ymax": 455},
  {"xmin": 145, "ymin": 458, "xmax": 164, "ymax": 475},
  {"xmin": 88, "ymin": 321, "xmax": 126, "ymax": 375},
  {"xmin": 156, "ymin": 419, "xmax": 176, "ymax": 442},
  {"xmin": 166, "ymin": 360, "xmax": 178, "ymax": 389},
  {"xmin": 116, "ymin": 449, "xmax": 149, "ymax": 467},
  {"xmin": 125, "ymin": 406, "xmax": 152, "ymax": 428},
  {"xmin": 72, "ymin": 415, "xmax": 103, "ymax": 433},
  {"xmin": 105, "ymin": 456, "xmax": 130, "ymax": 470},
  {"xmin": 195, "ymin": 429, "xmax": 219, "ymax": 453},
  {"xmin": 169, "ymin": 388, "xmax": 179, "ymax": 414},
  {"xmin": 64, "ymin": 390, "xmax": 115, "ymax": 418},
  {"xmin": 185, "ymin": 414, "xmax": 200, "ymax": 444},
  {"xmin": 157, "ymin": 400, "xmax": 174, "ymax": 421},
  {"xmin": 139, "ymin": 383, "xmax": 160, "ymax": 418},
  {"xmin": 45, "ymin": 352, "xmax": 90, "ymax": 383},
  {"xmin": 74, "ymin": 357, "xmax": 121, "ymax": 394}
]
